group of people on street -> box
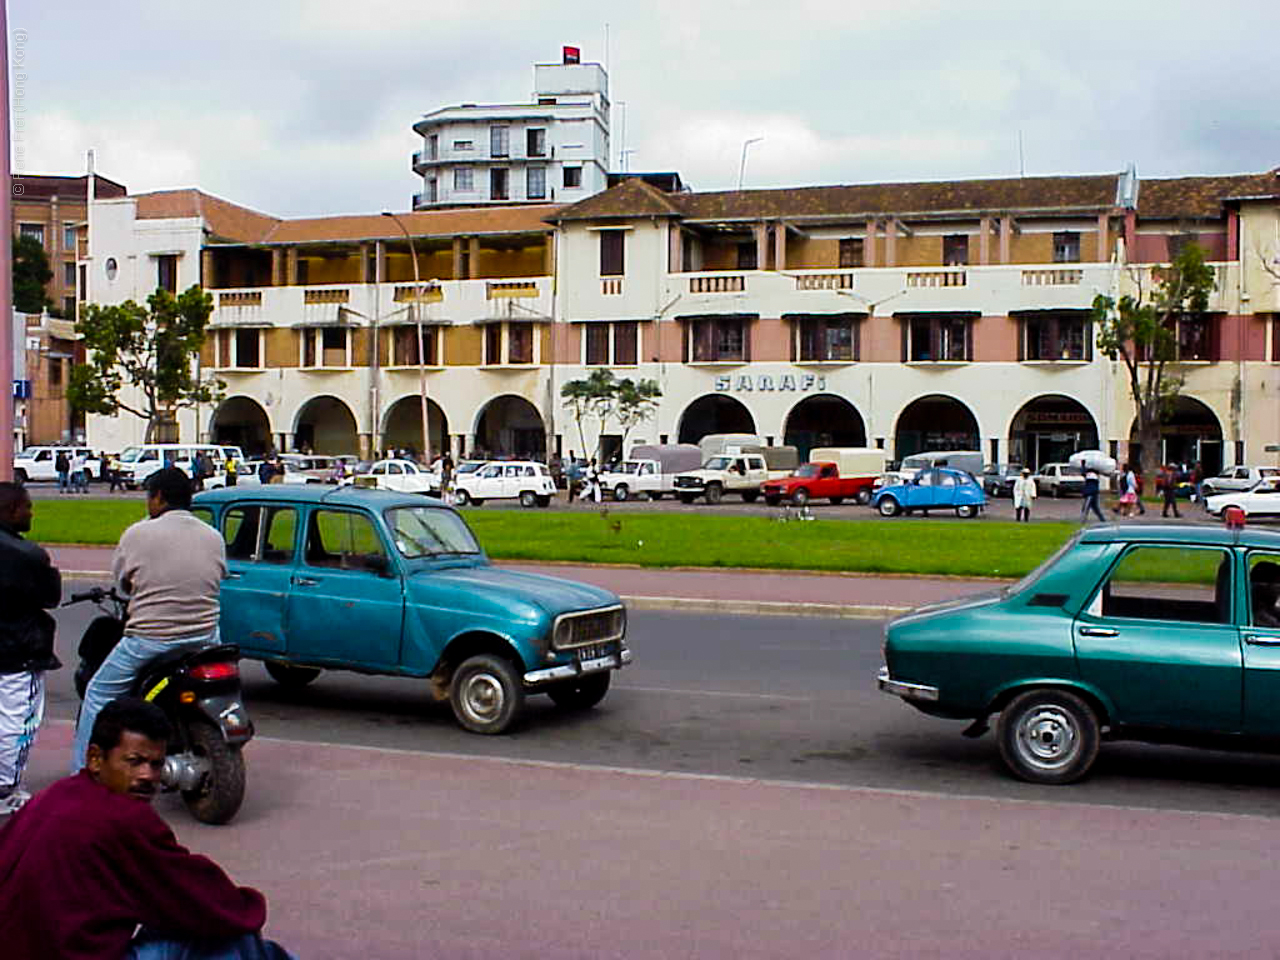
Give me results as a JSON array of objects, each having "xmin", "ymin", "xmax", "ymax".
[
  {"xmin": 0, "ymin": 470, "xmax": 295, "ymax": 957},
  {"xmin": 55, "ymin": 451, "xmax": 93, "ymax": 494}
]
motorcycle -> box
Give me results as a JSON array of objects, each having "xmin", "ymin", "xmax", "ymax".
[{"xmin": 67, "ymin": 586, "xmax": 253, "ymax": 825}]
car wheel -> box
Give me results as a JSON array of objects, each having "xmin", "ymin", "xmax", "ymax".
[
  {"xmin": 546, "ymin": 672, "xmax": 611, "ymax": 711},
  {"xmin": 264, "ymin": 661, "xmax": 322, "ymax": 688},
  {"xmin": 878, "ymin": 497, "xmax": 900, "ymax": 517},
  {"xmin": 997, "ymin": 688, "xmax": 1100, "ymax": 785},
  {"xmin": 614, "ymin": 484, "xmax": 629, "ymax": 502},
  {"xmin": 519, "ymin": 490, "xmax": 537, "ymax": 508},
  {"xmin": 678, "ymin": 494, "xmax": 695, "ymax": 505},
  {"xmin": 453, "ymin": 489, "xmax": 471, "ymax": 506},
  {"xmin": 791, "ymin": 487, "xmax": 810, "ymax": 506},
  {"xmin": 450, "ymin": 654, "xmax": 524, "ymax": 735},
  {"xmin": 764, "ymin": 495, "xmax": 781, "ymax": 506},
  {"xmin": 13, "ymin": 469, "xmax": 26, "ymax": 485},
  {"xmin": 829, "ymin": 496, "xmax": 844, "ymax": 505},
  {"xmin": 648, "ymin": 492, "xmax": 662, "ymax": 501},
  {"xmin": 955, "ymin": 504, "xmax": 977, "ymax": 519},
  {"xmin": 535, "ymin": 494, "xmax": 551, "ymax": 508},
  {"xmin": 741, "ymin": 490, "xmax": 758, "ymax": 503},
  {"xmin": 1052, "ymin": 484, "xmax": 1062, "ymax": 499},
  {"xmin": 855, "ymin": 488, "xmax": 872, "ymax": 506},
  {"xmin": 705, "ymin": 484, "xmax": 723, "ymax": 504},
  {"xmin": 470, "ymin": 498, "xmax": 485, "ymax": 506}
]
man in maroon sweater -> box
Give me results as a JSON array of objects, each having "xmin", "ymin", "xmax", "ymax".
[{"xmin": 0, "ymin": 698, "xmax": 292, "ymax": 959}]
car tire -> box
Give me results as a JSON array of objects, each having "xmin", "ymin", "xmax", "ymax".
[
  {"xmin": 546, "ymin": 671, "xmax": 611, "ymax": 711},
  {"xmin": 997, "ymin": 688, "xmax": 1101, "ymax": 785},
  {"xmin": 648, "ymin": 491, "xmax": 662, "ymax": 501},
  {"xmin": 1053, "ymin": 484, "xmax": 1062, "ymax": 499},
  {"xmin": 791, "ymin": 488, "xmax": 810, "ymax": 506},
  {"xmin": 469, "ymin": 498, "xmax": 485, "ymax": 506},
  {"xmin": 264, "ymin": 661, "xmax": 322, "ymax": 688},
  {"xmin": 741, "ymin": 490, "xmax": 758, "ymax": 503},
  {"xmin": 855, "ymin": 488, "xmax": 872, "ymax": 506},
  {"xmin": 678, "ymin": 493, "xmax": 696, "ymax": 505},
  {"xmin": 450, "ymin": 654, "xmax": 524, "ymax": 735},
  {"xmin": 764, "ymin": 495, "xmax": 781, "ymax": 506},
  {"xmin": 878, "ymin": 497, "xmax": 901, "ymax": 517},
  {"xmin": 614, "ymin": 484, "xmax": 629, "ymax": 502},
  {"xmin": 535, "ymin": 494, "xmax": 551, "ymax": 508},
  {"xmin": 956, "ymin": 504, "xmax": 977, "ymax": 519},
  {"xmin": 453, "ymin": 489, "xmax": 471, "ymax": 506},
  {"xmin": 519, "ymin": 490, "xmax": 537, "ymax": 508},
  {"xmin": 705, "ymin": 484, "xmax": 723, "ymax": 505},
  {"xmin": 13, "ymin": 469, "xmax": 26, "ymax": 485},
  {"xmin": 829, "ymin": 497, "xmax": 844, "ymax": 506}
]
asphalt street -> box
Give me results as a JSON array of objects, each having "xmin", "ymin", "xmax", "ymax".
[{"xmin": 44, "ymin": 600, "xmax": 1280, "ymax": 820}]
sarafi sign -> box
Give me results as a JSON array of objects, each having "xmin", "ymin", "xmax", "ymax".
[{"xmin": 714, "ymin": 373, "xmax": 828, "ymax": 393}]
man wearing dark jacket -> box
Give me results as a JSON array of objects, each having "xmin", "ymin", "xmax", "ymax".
[
  {"xmin": 0, "ymin": 698, "xmax": 292, "ymax": 959},
  {"xmin": 0, "ymin": 482, "xmax": 61, "ymax": 816}
]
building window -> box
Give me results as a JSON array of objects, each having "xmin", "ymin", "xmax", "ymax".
[
  {"xmin": 64, "ymin": 263, "xmax": 76, "ymax": 288},
  {"xmin": 49, "ymin": 358, "xmax": 62, "ymax": 387},
  {"xmin": 426, "ymin": 135, "xmax": 438, "ymax": 161},
  {"xmin": 614, "ymin": 321, "xmax": 638, "ymax": 365},
  {"xmin": 490, "ymin": 125, "xmax": 510, "ymax": 158},
  {"xmin": 527, "ymin": 166, "xmax": 547, "ymax": 200},
  {"xmin": 63, "ymin": 222, "xmax": 77, "ymax": 252},
  {"xmin": 737, "ymin": 241, "xmax": 758, "ymax": 270},
  {"xmin": 156, "ymin": 254, "xmax": 178, "ymax": 294},
  {"xmin": 302, "ymin": 327, "xmax": 349, "ymax": 368},
  {"xmin": 234, "ymin": 328, "xmax": 261, "ymax": 368},
  {"xmin": 943, "ymin": 235, "xmax": 969, "ymax": 267},
  {"xmin": 527, "ymin": 128, "xmax": 547, "ymax": 158},
  {"xmin": 509, "ymin": 322, "xmax": 533, "ymax": 364},
  {"xmin": 563, "ymin": 166, "xmax": 583, "ymax": 189},
  {"xmin": 490, "ymin": 168, "xmax": 509, "ymax": 201},
  {"xmin": 78, "ymin": 264, "xmax": 87, "ymax": 301},
  {"xmin": 688, "ymin": 317, "xmax": 749, "ymax": 362},
  {"xmin": 426, "ymin": 178, "xmax": 438, "ymax": 203},
  {"xmin": 18, "ymin": 223, "xmax": 44, "ymax": 247},
  {"xmin": 585, "ymin": 324, "xmax": 609, "ymax": 365},
  {"xmin": 599, "ymin": 230, "xmax": 625, "ymax": 276},
  {"xmin": 63, "ymin": 296, "xmax": 75, "ymax": 319},
  {"xmin": 1053, "ymin": 232, "xmax": 1081, "ymax": 263},
  {"xmin": 453, "ymin": 139, "xmax": 473, "ymax": 151},
  {"xmin": 454, "ymin": 168, "xmax": 473, "ymax": 192},
  {"xmin": 484, "ymin": 325, "xmax": 502, "ymax": 364},
  {"xmin": 1020, "ymin": 314, "xmax": 1090, "ymax": 361},
  {"xmin": 1273, "ymin": 317, "xmax": 1280, "ymax": 363},
  {"xmin": 1176, "ymin": 314, "xmax": 1216, "ymax": 361},
  {"xmin": 904, "ymin": 315, "xmax": 972, "ymax": 361},
  {"xmin": 392, "ymin": 325, "xmax": 436, "ymax": 366},
  {"xmin": 839, "ymin": 238, "xmax": 864, "ymax": 268},
  {"xmin": 796, "ymin": 316, "xmax": 859, "ymax": 362}
]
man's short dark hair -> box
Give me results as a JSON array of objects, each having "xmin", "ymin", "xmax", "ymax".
[
  {"xmin": 146, "ymin": 466, "xmax": 194, "ymax": 509},
  {"xmin": 1253, "ymin": 561, "xmax": 1280, "ymax": 585},
  {"xmin": 89, "ymin": 697, "xmax": 172, "ymax": 752},
  {"xmin": 0, "ymin": 481, "xmax": 30, "ymax": 516}
]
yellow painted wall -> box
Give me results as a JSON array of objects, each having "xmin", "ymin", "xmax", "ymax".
[
  {"xmin": 351, "ymin": 328, "xmax": 371, "ymax": 367},
  {"xmin": 265, "ymin": 329, "xmax": 299, "ymax": 368},
  {"xmin": 300, "ymin": 253, "xmax": 362, "ymax": 284},
  {"xmin": 540, "ymin": 325, "xmax": 552, "ymax": 362},
  {"xmin": 475, "ymin": 243, "xmax": 547, "ymax": 279},
  {"xmin": 446, "ymin": 325, "xmax": 483, "ymax": 366},
  {"xmin": 786, "ymin": 237, "xmax": 839, "ymax": 269},
  {"xmin": 1008, "ymin": 233, "xmax": 1055, "ymax": 265},
  {"xmin": 894, "ymin": 236, "xmax": 945, "ymax": 267},
  {"xmin": 700, "ymin": 240, "xmax": 739, "ymax": 271}
]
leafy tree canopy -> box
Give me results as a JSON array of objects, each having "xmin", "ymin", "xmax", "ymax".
[{"xmin": 13, "ymin": 233, "xmax": 53, "ymax": 314}]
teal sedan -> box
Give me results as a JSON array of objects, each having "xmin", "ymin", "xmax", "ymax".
[
  {"xmin": 192, "ymin": 486, "xmax": 629, "ymax": 734},
  {"xmin": 878, "ymin": 523, "xmax": 1280, "ymax": 783}
]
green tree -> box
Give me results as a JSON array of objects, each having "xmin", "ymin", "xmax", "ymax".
[
  {"xmin": 13, "ymin": 233, "xmax": 53, "ymax": 314},
  {"xmin": 1093, "ymin": 242, "xmax": 1217, "ymax": 480},
  {"xmin": 560, "ymin": 368, "xmax": 618, "ymax": 460},
  {"xmin": 68, "ymin": 285, "xmax": 224, "ymax": 441},
  {"xmin": 612, "ymin": 377, "xmax": 662, "ymax": 454}
]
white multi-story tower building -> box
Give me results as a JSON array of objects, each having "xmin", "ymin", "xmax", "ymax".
[{"xmin": 411, "ymin": 48, "xmax": 610, "ymax": 210}]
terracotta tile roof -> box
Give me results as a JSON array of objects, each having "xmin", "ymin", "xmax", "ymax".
[
  {"xmin": 262, "ymin": 204, "xmax": 561, "ymax": 244},
  {"xmin": 134, "ymin": 189, "xmax": 280, "ymax": 243},
  {"xmin": 552, "ymin": 173, "xmax": 1123, "ymax": 223},
  {"xmin": 1136, "ymin": 170, "xmax": 1280, "ymax": 219}
]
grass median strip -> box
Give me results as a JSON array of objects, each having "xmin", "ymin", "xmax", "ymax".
[{"xmin": 31, "ymin": 498, "xmax": 1077, "ymax": 578}]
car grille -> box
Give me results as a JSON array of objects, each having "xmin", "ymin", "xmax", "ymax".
[
  {"xmin": 674, "ymin": 476, "xmax": 701, "ymax": 488},
  {"xmin": 553, "ymin": 605, "xmax": 626, "ymax": 650}
]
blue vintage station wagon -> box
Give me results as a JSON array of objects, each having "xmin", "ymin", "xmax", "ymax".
[{"xmin": 192, "ymin": 486, "xmax": 630, "ymax": 734}]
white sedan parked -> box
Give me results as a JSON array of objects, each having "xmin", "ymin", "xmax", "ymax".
[
  {"xmin": 452, "ymin": 461, "xmax": 555, "ymax": 508},
  {"xmin": 351, "ymin": 459, "xmax": 439, "ymax": 495},
  {"xmin": 1204, "ymin": 478, "xmax": 1280, "ymax": 520}
]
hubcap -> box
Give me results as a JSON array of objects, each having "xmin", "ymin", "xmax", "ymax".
[
  {"xmin": 1015, "ymin": 706, "xmax": 1077, "ymax": 770},
  {"xmin": 461, "ymin": 673, "xmax": 505, "ymax": 723}
]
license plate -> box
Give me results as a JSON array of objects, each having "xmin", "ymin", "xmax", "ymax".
[
  {"xmin": 578, "ymin": 654, "xmax": 616, "ymax": 672},
  {"xmin": 575, "ymin": 642, "xmax": 616, "ymax": 661}
]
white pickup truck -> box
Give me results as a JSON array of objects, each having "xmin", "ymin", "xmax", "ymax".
[
  {"xmin": 672, "ymin": 453, "xmax": 769, "ymax": 504},
  {"xmin": 598, "ymin": 443, "xmax": 703, "ymax": 501}
]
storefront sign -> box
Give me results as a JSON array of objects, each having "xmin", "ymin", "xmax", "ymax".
[{"xmin": 714, "ymin": 373, "xmax": 828, "ymax": 393}]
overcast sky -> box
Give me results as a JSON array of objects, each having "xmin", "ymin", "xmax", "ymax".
[{"xmin": 10, "ymin": 0, "xmax": 1279, "ymax": 219}]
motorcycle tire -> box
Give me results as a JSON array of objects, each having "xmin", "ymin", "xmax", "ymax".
[{"xmin": 182, "ymin": 722, "xmax": 247, "ymax": 825}]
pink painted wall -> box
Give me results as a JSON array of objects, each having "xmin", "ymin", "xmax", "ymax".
[
  {"xmin": 973, "ymin": 314, "xmax": 1019, "ymax": 362},
  {"xmin": 554, "ymin": 323, "xmax": 582, "ymax": 363},
  {"xmin": 1218, "ymin": 314, "xmax": 1267, "ymax": 361},
  {"xmin": 1132, "ymin": 231, "xmax": 1228, "ymax": 263},
  {"xmin": 861, "ymin": 317, "xmax": 901, "ymax": 363},
  {"xmin": 752, "ymin": 317, "xmax": 791, "ymax": 362}
]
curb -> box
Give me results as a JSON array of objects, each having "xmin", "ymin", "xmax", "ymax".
[{"xmin": 62, "ymin": 572, "xmax": 905, "ymax": 620}]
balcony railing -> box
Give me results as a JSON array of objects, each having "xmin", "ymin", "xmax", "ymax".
[
  {"xmin": 218, "ymin": 291, "xmax": 262, "ymax": 307},
  {"xmin": 487, "ymin": 281, "xmax": 539, "ymax": 299},
  {"xmin": 394, "ymin": 284, "xmax": 443, "ymax": 303},
  {"xmin": 601, "ymin": 278, "xmax": 623, "ymax": 296},
  {"xmin": 690, "ymin": 275, "xmax": 746, "ymax": 293},
  {"xmin": 795, "ymin": 273, "xmax": 854, "ymax": 291},
  {"xmin": 907, "ymin": 270, "xmax": 967, "ymax": 288},
  {"xmin": 1022, "ymin": 269, "xmax": 1084, "ymax": 286},
  {"xmin": 303, "ymin": 288, "xmax": 350, "ymax": 305}
]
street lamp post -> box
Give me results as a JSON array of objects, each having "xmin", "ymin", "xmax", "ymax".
[
  {"xmin": 738, "ymin": 137, "xmax": 764, "ymax": 191},
  {"xmin": 381, "ymin": 211, "xmax": 431, "ymax": 461}
]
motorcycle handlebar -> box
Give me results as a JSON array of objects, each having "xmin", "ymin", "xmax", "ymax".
[{"xmin": 65, "ymin": 587, "xmax": 120, "ymax": 605}]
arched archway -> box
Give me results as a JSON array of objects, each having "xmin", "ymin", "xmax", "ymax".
[
  {"xmin": 381, "ymin": 396, "xmax": 449, "ymax": 459},
  {"xmin": 293, "ymin": 395, "xmax": 358, "ymax": 455},
  {"xmin": 894, "ymin": 394, "xmax": 980, "ymax": 460},
  {"xmin": 209, "ymin": 396, "xmax": 271, "ymax": 456},
  {"xmin": 783, "ymin": 395, "xmax": 867, "ymax": 461},
  {"xmin": 677, "ymin": 395, "xmax": 756, "ymax": 445},
  {"xmin": 1007, "ymin": 394, "xmax": 1099, "ymax": 471},
  {"xmin": 1129, "ymin": 396, "xmax": 1224, "ymax": 476},
  {"xmin": 474, "ymin": 395, "xmax": 545, "ymax": 460}
]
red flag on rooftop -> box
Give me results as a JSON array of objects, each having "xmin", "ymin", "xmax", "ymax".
[{"xmin": 563, "ymin": 45, "xmax": 580, "ymax": 64}]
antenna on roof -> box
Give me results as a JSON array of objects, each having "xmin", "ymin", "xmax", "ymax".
[{"xmin": 1018, "ymin": 130, "xmax": 1025, "ymax": 178}]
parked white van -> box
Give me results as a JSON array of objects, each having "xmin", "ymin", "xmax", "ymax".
[
  {"xmin": 116, "ymin": 444, "xmax": 228, "ymax": 489},
  {"xmin": 13, "ymin": 446, "xmax": 102, "ymax": 484}
]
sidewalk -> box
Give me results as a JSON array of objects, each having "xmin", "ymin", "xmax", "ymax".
[{"xmin": 48, "ymin": 545, "xmax": 995, "ymax": 618}]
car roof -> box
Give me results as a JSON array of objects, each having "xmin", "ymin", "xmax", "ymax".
[
  {"xmin": 1077, "ymin": 522, "xmax": 1280, "ymax": 550},
  {"xmin": 194, "ymin": 485, "xmax": 444, "ymax": 510}
]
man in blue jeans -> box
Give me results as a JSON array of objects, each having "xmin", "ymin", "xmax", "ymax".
[{"xmin": 72, "ymin": 468, "xmax": 227, "ymax": 772}]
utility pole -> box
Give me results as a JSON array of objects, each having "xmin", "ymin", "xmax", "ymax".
[
  {"xmin": 381, "ymin": 211, "xmax": 431, "ymax": 459},
  {"xmin": 2, "ymin": 1, "xmax": 14, "ymax": 480}
]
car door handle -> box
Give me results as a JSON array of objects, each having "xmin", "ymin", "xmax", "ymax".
[
  {"xmin": 293, "ymin": 576, "xmax": 318, "ymax": 587},
  {"xmin": 225, "ymin": 572, "xmax": 242, "ymax": 581},
  {"xmin": 1078, "ymin": 626, "xmax": 1119, "ymax": 638},
  {"xmin": 1244, "ymin": 634, "xmax": 1280, "ymax": 646}
]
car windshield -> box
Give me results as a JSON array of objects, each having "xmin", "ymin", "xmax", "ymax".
[
  {"xmin": 795, "ymin": 464, "xmax": 821, "ymax": 478},
  {"xmin": 1061, "ymin": 464, "xmax": 1083, "ymax": 476},
  {"xmin": 120, "ymin": 446, "xmax": 143, "ymax": 463},
  {"xmin": 611, "ymin": 462, "xmax": 641, "ymax": 475},
  {"xmin": 900, "ymin": 455, "xmax": 934, "ymax": 471},
  {"xmin": 705, "ymin": 456, "xmax": 732, "ymax": 470},
  {"xmin": 385, "ymin": 507, "xmax": 482, "ymax": 559},
  {"xmin": 1002, "ymin": 530, "xmax": 1084, "ymax": 598}
]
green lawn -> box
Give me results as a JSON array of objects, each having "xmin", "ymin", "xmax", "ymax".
[{"xmin": 30, "ymin": 498, "xmax": 1078, "ymax": 579}]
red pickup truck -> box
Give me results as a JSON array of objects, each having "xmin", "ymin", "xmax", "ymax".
[{"xmin": 761, "ymin": 461, "xmax": 876, "ymax": 506}]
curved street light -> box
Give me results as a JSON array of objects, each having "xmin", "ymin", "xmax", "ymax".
[
  {"xmin": 380, "ymin": 210, "xmax": 432, "ymax": 461},
  {"xmin": 738, "ymin": 137, "xmax": 764, "ymax": 191}
]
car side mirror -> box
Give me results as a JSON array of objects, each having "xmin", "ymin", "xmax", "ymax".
[{"xmin": 364, "ymin": 554, "xmax": 395, "ymax": 577}]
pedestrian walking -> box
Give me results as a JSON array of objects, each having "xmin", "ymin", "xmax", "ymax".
[
  {"xmin": 107, "ymin": 454, "xmax": 123, "ymax": 492},
  {"xmin": 1081, "ymin": 470, "xmax": 1106, "ymax": 523},
  {"xmin": 1115, "ymin": 463, "xmax": 1138, "ymax": 517},
  {"xmin": 1012, "ymin": 467, "xmax": 1037, "ymax": 522},
  {"xmin": 1129, "ymin": 465, "xmax": 1145, "ymax": 515},
  {"xmin": 0, "ymin": 483, "xmax": 61, "ymax": 816},
  {"xmin": 1192, "ymin": 460, "xmax": 1205, "ymax": 503},
  {"xmin": 225, "ymin": 454, "xmax": 239, "ymax": 487},
  {"xmin": 70, "ymin": 451, "xmax": 89, "ymax": 493},
  {"xmin": 1161, "ymin": 464, "xmax": 1182, "ymax": 518},
  {"xmin": 54, "ymin": 451, "xmax": 70, "ymax": 494},
  {"xmin": 583, "ymin": 458, "xmax": 603, "ymax": 503}
]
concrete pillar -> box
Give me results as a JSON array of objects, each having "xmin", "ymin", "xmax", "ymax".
[
  {"xmin": 754, "ymin": 222, "xmax": 769, "ymax": 270},
  {"xmin": 374, "ymin": 240, "xmax": 386, "ymax": 284},
  {"xmin": 451, "ymin": 237, "xmax": 464, "ymax": 280},
  {"xmin": 865, "ymin": 220, "xmax": 878, "ymax": 268},
  {"xmin": 358, "ymin": 432, "xmax": 372, "ymax": 460},
  {"xmin": 463, "ymin": 433, "xmax": 476, "ymax": 457},
  {"xmin": 979, "ymin": 216, "xmax": 991, "ymax": 265},
  {"xmin": 886, "ymin": 220, "xmax": 897, "ymax": 268},
  {"xmin": 271, "ymin": 249, "xmax": 285, "ymax": 286},
  {"xmin": 468, "ymin": 238, "xmax": 480, "ymax": 279},
  {"xmin": 669, "ymin": 225, "xmax": 683, "ymax": 273},
  {"xmin": 774, "ymin": 222, "xmax": 786, "ymax": 271},
  {"xmin": 201, "ymin": 249, "xmax": 215, "ymax": 288},
  {"xmin": 359, "ymin": 243, "xmax": 372, "ymax": 283},
  {"xmin": 1096, "ymin": 214, "xmax": 1109, "ymax": 263},
  {"xmin": 544, "ymin": 231, "xmax": 555, "ymax": 275},
  {"xmin": 286, "ymin": 247, "xmax": 299, "ymax": 285},
  {"xmin": 999, "ymin": 217, "xmax": 1012, "ymax": 264}
]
